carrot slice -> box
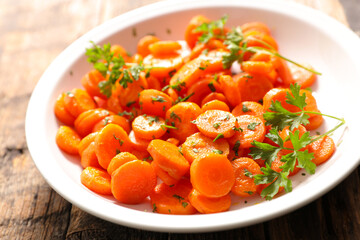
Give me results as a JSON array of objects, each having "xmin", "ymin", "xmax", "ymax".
[
  {"xmin": 241, "ymin": 22, "xmax": 271, "ymax": 35},
  {"xmin": 147, "ymin": 139, "xmax": 190, "ymax": 180},
  {"xmin": 94, "ymin": 123, "xmax": 132, "ymax": 169},
  {"xmin": 54, "ymin": 93, "xmax": 76, "ymax": 126},
  {"xmin": 195, "ymin": 110, "xmax": 237, "ymax": 139},
  {"xmin": 184, "ymin": 15, "xmax": 210, "ymax": 48},
  {"xmin": 143, "ymin": 52, "xmax": 185, "ymax": 79},
  {"xmin": 111, "ymin": 160, "xmax": 157, "ymax": 204},
  {"xmin": 150, "ymin": 179, "xmax": 197, "ymax": 215},
  {"xmin": 190, "ymin": 153, "xmax": 235, "ymax": 198},
  {"xmin": 218, "ymin": 75, "xmax": 242, "ymax": 107},
  {"xmin": 78, "ymin": 132, "xmax": 98, "ymax": 155},
  {"xmin": 241, "ymin": 61, "xmax": 274, "ymax": 75},
  {"xmin": 182, "ymin": 132, "xmax": 229, "ymax": 164},
  {"xmin": 137, "ymin": 35, "xmax": 160, "ymax": 57},
  {"xmin": 288, "ymin": 63, "xmax": 317, "ymax": 88},
  {"xmin": 228, "ymin": 115, "xmax": 266, "ymax": 149},
  {"xmin": 92, "ymin": 114, "xmax": 130, "ymax": 134},
  {"xmin": 271, "ymin": 150, "xmax": 301, "ymax": 176},
  {"xmin": 308, "ymin": 135, "xmax": 335, "ymax": 166},
  {"xmin": 201, "ymin": 100, "xmax": 230, "ymax": 112},
  {"xmin": 74, "ymin": 108, "xmax": 112, "ymax": 137},
  {"xmin": 55, "ymin": 126, "xmax": 81, "ymax": 155},
  {"xmin": 149, "ymin": 40, "xmax": 182, "ymax": 57},
  {"xmin": 80, "ymin": 167, "xmax": 112, "ymax": 195},
  {"xmin": 188, "ymin": 188, "xmax": 231, "ymax": 214},
  {"xmin": 107, "ymin": 152, "xmax": 138, "ymax": 175},
  {"xmin": 279, "ymin": 125, "xmax": 308, "ymax": 149},
  {"xmin": 128, "ymin": 130, "xmax": 151, "ymax": 152},
  {"xmin": 186, "ymin": 78, "xmax": 221, "ymax": 106},
  {"xmin": 138, "ymin": 89, "xmax": 173, "ymax": 117},
  {"xmin": 81, "ymin": 69, "xmax": 107, "ymax": 99},
  {"xmin": 63, "ymin": 88, "xmax": 96, "ymax": 118},
  {"xmin": 232, "ymin": 101, "xmax": 265, "ymax": 122},
  {"xmin": 151, "ymin": 160, "xmax": 179, "ymax": 186},
  {"xmin": 201, "ymin": 92, "xmax": 229, "ymax": 107},
  {"xmin": 80, "ymin": 141, "xmax": 101, "ymax": 169},
  {"xmin": 165, "ymin": 102, "xmax": 202, "ymax": 143},
  {"xmin": 132, "ymin": 114, "xmax": 167, "ymax": 140},
  {"xmin": 231, "ymin": 157, "xmax": 262, "ymax": 197}
]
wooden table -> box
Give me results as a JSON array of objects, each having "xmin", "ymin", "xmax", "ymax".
[{"xmin": 1, "ymin": 0, "xmax": 359, "ymax": 239}]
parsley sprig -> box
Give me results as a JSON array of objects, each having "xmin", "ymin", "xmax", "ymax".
[{"xmin": 85, "ymin": 41, "xmax": 145, "ymax": 98}]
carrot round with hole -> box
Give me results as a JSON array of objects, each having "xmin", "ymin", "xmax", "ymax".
[
  {"xmin": 107, "ymin": 152, "xmax": 138, "ymax": 175},
  {"xmin": 80, "ymin": 141, "xmax": 101, "ymax": 169},
  {"xmin": 80, "ymin": 166, "xmax": 112, "ymax": 195},
  {"xmin": 188, "ymin": 188, "xmax": 232, "ymax": 214},
  {"xmin": 231, "ymin": 157, "xmax": 262, "ymax": 197},
  {"xmin": 165, "ymin": 102, "xmax": 202, "ymax": 143},
  {"xmin": 147, "ymin": 139, "xmax": 190, "ymax": 180},
  {"xmin": 55, "ymin": 126, "xmax": 81, "ymax": 155},
  {"xmin": 95, "ymin": 123, "xmax": 132, "ymax": 169},
  {"xmin": 228, "ymin": 115, "xmax": 266, "ymax": 149},
  {"xmin": 138, "ymin": 89, "xmax": 173, "ymax": 117},
  {"xmin": 150, "ymin": 179, "xmax": 197, "ymax": 215},
  {"xmin": 232, "ymin": 101, "xmax": 265, "ymax": 122},
  {"xmin": 132, "ymin": 114, "xmax": 167, "ymax": 140},
  {"xmin": 308, "ymin": 135, "xmax": 335, "ymax": 166},
  {"xmin": 63, "ymin": 88, "xmax": 96, "ymax": 118},
  {"xmin": 111, "ymin": 160, "xmax": 157, "ymax": 204},
  {"xmin": 182, "ymin": 132, "xmax": 229, "ymax": 164},
  {"xmin": 54, "ymin": 93, "xmax": 76, "ymax": 126},
  {"xmin": 195, "ymin": 110, "xmax": 237, "ymax": 139},
  {"xmin": 190, "ymin": 153, "xmax": 235, "ymax": 198}
]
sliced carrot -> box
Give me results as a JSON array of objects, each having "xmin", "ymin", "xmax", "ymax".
[
  {"xmin": 147, "ymin": 139, "xmax": 190, "ymax": 180},
  {"xmin": 78, "ymin": 132, "xmax": 98, "ymax": 155},
  {"xmin": 197, "ymin": 50, "xmax": 227, "ymax": 73},
  {"xmin": 271, "ymin": 57, "xmax": 293, "ymax": 87},
  {"xmin": 132, "ymin": 114, "xmax": 167, "ymax": 140},
  {"xmin": 149, "ymin": 40, "xmax": 182, "ymax": 57},
  {"xmin": 165, "ymin": 102, "xmax": 202, "ymax": 143},
  {"xmin": 138, "ymin": 89, "xmax": 173, "ymax": 117},
  {"xmin": 182, "ymin": 132, "xmax": 229, "ymax": 164},
  {"xmin": 218, "ymin": 75, "xmax": 242, "ymax": 107},
  {"xmin": 111, "ymin": 160, "xmax": 157, "ymax": 204},
  {"xmin": 55, "ymin": 126, "xmax": 81, "ymax": 155},
  {"xmin": 241, "ymin": 22, "xmax": 271, "ymax": 35},
  {"xmin": 306, "ymin": 113, "xmax": 324, "ymax": 130},
  {"xmin": 195, "ymin": 110, "xmax": 237, "ymax": 139},
  {"xmin": 80, "ymin": 141, "xmax": 101, "ymax": 169},
  {"xmin": 279, "ymin": 125, "xmax": 307, "ymax": 150},
  {"xmin": 201, "ymin": 100, "xmax": 230, "ymax": 112},
  {"xmin": 74, "ymin": 108, "xmax": 112, "ymax": 137},
  {"xmin": 54, "ymin": 93, "xmax": 76, "ymax": 126},
  {"xmin": 228, "ymin": 115, "xmax": 266, "ymax": 149},
  {"xmin": 107, "ymin": 152, "xmax": 138, "ymax": 175},
  {"xmin": 308, "ymin": 135, "xmax": 335, "ymax": 166},
  {"xmin": 186, "ymin": 78, "xmax": 221, "ymax": 106},
  {"xmin": 166, "ymin": 137, "xmax": 180, "ymax": 146},
  {"xmin": 80, "ymin": 167, "xmax": 112, "ymax": 195},
  {"xmin": 81, "ymin": 69, "xmax": 107, "ymax": 99},
  {"xmin": 150, "ymin": 179, "xmax": 197, "ymax": 215},
  {"xmin": 137, "ymin": 35, "xmax": 160, "ymax": 57},
  {"xmin": 288, "ymin": 63, "xmax": 317, "ymax": 88},
  {"xmin": 92, "ymin": 114, "xmax": 130, "ymax": 134},
  {"xmin": 271, "ymin": 149, "xmax": 301, "ymax": 176},
  {"xmin": 111, "ymin": 44, "xmax": 131, "ymax": 62},
  {"xmin": 143, "ymin": 52, "xmax": 185, "ymax": 79},
  {"xmin": 188, "ymin": 188, "xmax": 231, "ymax": 214},
  {"xmin": 184, "ymin": 15, "xmax": 210, "ymax": 48},
  {"xmin": 151, "ymin": 160, "xmax": 179, "ymax": 186},
  {"xmin": 190, "ymin": 153, "xmax": 235, "ymax": 198},
  {"xmin": 128, "ymin": 130, "xmax": 151, "ymax": 152},
  {"xmin": 231, "ymin": 157, "xmax": 262, "ymax": 197},
  {"xmin": 244, "ymin": 30, "xmax": 278, "ymax": 51},
  {"xmin": 241, "ymin": 61, "xmax": 274, "ymax": 75},
  {"xmin": 63, "ymin": 88, "xmax": 96, "ymax": 118},
  {"xmin": 94, "ymin": 123, "xmax": 132, "ymax": 169},
  {"xmin": 201, "ymin": 92, "xmax": 229, "ymax": 107},
  {"xmin": 232, "ymin": 101, "xmax": 265, "ymax": 122}
]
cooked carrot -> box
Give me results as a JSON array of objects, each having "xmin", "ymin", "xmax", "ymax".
[
  {"xmin": 218, "ymin": 75, "xmax": 242, "ymax": 107},
  {"xmin": 132, "ymin": 114, "xmax": 167, "ymax": 140},
  {"xmin": 201, "ymin": 100, "xmax": 230, "ymax": 112},
  {"xmin": 244, "ymin": 30, "xmax": 278, "ymax": 51},
  {"xmin": 195, "ymin": 110, "xmax": 237, "ymax": 139},
  {"xmin": 271, "ymin": 149, "xmax": 301, "ymax": 176},
  {"xmin": 128, "ymin": 130, "xmax": 151, "ymax": 152},
  {"xmin": 92, "ymin": 114, "xmax": 130, "ymax": 134},
  {"xmin": 54, "ymin": 92, "xmax": 76, "ymax": 126},
  {"xmin": 231, "ymin": 157, "xmax": 262, "ymax": 197},
  {"xmin": 306, "ymin": 113, "xmax": 324, "ymax": 130},
  {"xmin": 143, "ymin": 73, "xmax": 162, "ymax": 91},
  {"xmin": 241, "ymin": 61, "xmax": 274, "ymax": 75},
  {"xmin": 190, "ymin": 153, "xmax": 235, "ymax": 198},
  {"xmin": 279, "ymin": 125, "xmax": 308, "ymax": 149},
  {"xmin": 308, "ymin": 135, "xmax": 335, "ymax": 166},
  {"xmin": 201, "ymin": 92, "xmax": 229, "ymax": 107},
  {"xmin": 228, "ymin": 115, "xmax": 266, "ymax": 149},
  {"xmin": 78, "ymin": 132, "xmax": 98, "ymax": 156},
  {"xmin": 197, "ymin": 50, "xmax": 227, "ymax": 73},
  {"xmin": 184, "ymin": 15, "xmax": 210, "ymax": 48},
  {"xmin": 74, "ymin": 108, "xmax": 112, "ymax": 137},
  {"xmin": 234, "ymin": 72, "xmax": 274, "ymax": 103},
  {"xmin": 147, "ymin": 139, "xmax": 190, "ymax": 180},
  {"xmin": 63, "ymin": 88, "xmax": 96, "ymax": 118},
  {"xmin": 107, "ymin": 152, "xmax": 138, "ymax": 175},
  {"xmin": 55, "ymin": 126, "xmax": 81, "ymax": 155},
  {"xmin": 111, "ymin": 44, "xmax": 132, "ymax": 62},
  {"xmin": 138, "ymin": 89, "xmax": 173, "ymax": 117},
  {"xmin": 130, "ymin": 53, "xmax": 143, "ymax": 64},
  {"xmin": 143, "ymin": 51, "xmax": 185, "ymax": 79},
  {"xmin": 80, "ymin": 166, "xmax": 112, "ymax": 195},
  {"xmin": 81, "ymin": 69, "xmax": 107, "ymax": 99},
  {"xmin": 150, "ymin": 179, "xmax": 197, "ymax": 215},
  {"xmin": 137, "ymin": 35, "xmax": 160, "ymax": 57},
  {"xmin": 271, "ymin": 57, "xmax": 293, "ymax": 87},
  {"xmin": 232, "ymin": 101, "xmax": 265, "ymax": 122},
  {"xmin": 227, "ymin": 147, "xmax": 252, "ymax": 162},
  {"xmin": 188, "ymin": 188, "xmax": 231, "ymax": 214},
  {"xmin": 151, "ymin": 160, "xmax": 179, "ymax": 186},
  {"xmin": 94, "ymin": 123, "xmax": 132, "ymax": 169},
  {"xmin": 149, "ymin": 40, "xmax": 182, "ymax": 57},
  {"xmin": 186, "ymin": 78, "xmax": 221, "ymax": 106},
  {"xmin": 111, "ymin": 160, "xmax": 157, "ymax": 204},
  {"xmin": 182, "ymin": 132, "xmax": 229, "ymax": 164},
  {"xmin": 80, "ymin": 141, "xmax": 101, "ymax": 169},
  {"xmin": 165, "ymin": 102, "xmax": 202, "ymax": 143},
  {"xmin": 288, "ymin": 63, "xmax": 317, "ymax": 88},
  {"xmin": 166, "ymin": 137, "xmax": 180, "ymax": 146},
  {"xmin": 241, "ymin": 22, "xmax": 271, "ymax": 35}
]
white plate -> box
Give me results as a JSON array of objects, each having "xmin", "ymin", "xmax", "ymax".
[{"xmin": 26, "ymin": 0, "xmax": 360, "ymax": 233}]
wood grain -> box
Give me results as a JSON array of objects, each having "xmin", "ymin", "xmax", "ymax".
[{"xmin": 0, "ymin": 0, "xmax": 358, "ymax": 239}]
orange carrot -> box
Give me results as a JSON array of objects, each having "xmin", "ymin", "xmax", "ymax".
[
  {"xmin": 137, "ymin": 35, "xmax": 160, "ymax": 57},
  {"xmin": 231, "ymin": 157, "xmax": 262, "ymax": 197},
  {"xmin": 232, "ymin": 101, "xmax": 265, "ymax": 122},
  {"xmin": 107, "ymin": 152, "xmax": 138, "ymax": 175},
  {"xmin": 186, "ymin": 78, "xmax": 221, "ymax": 106},
  {"xmin": 80, "ymin": 141, "xmax": 101, "ymax": 169},
  {"xmin": 241, "ymin": 61, "xmax": 274, "ymax": 75},
  {"xmin": 147, "ymin": 139, "xmax": 190, "ymax": 180},
  {"xmin": 190, "ymin": 153, "xmax": 235, "ymax": 198},
  {"xmin": 149, "ymin": 40, "xmax": 182, "ymax": 57},
  {"xmin": 74, "ymin": 108, "xmax": 112, "ymax": 137},
  {"xmin": 111, "ymin": 160, "xmax": 157, "ymax": 204},
  {"xmin": 63, "ymin": 88, "xmax": 96, "ymax": 118},
  {"xmin": 143, "ymin": 51, "xmax": 185, "ymax": 79},
  {"xmin": 308, "ymin": 135, "xmax": 335, "ymax": 166},
  {"xmin": 241, "ymin": 22, "xmax": 271, "ymax": 35},
  {"xmin": 150, "ymin": 179, "xmax": 197, "ymax": 215},
  {"xmin": 182, "ymin": 132, "xmax": 229, "ymax": 164},
  {"xmin": 151, "ymin": 160, "xmax": 179, "ymax": 186},
  {"xmin": 184, "ymin": 15, "xmax": 210, "ymax": 48},
  {"xmin": 81, "ymin": 69, "xmax": 107, "ymax": 99},
  {"xmin": 55, "ymin": 126, "xmax": 81, "ymax": 155},
  {"xmin": 218, "ymin": 75, "xmax": 242, "ymax": 107},
  {"xmin": 288, "ymin": 63, "xmax": 317, "ymax": 88},
  {"xmin": 128, "ymin": 130, "xmax": 151, "ymax": 152},
  {"xmin": 92, "ymin": 114, "xmax": 130, "ymax": 134},
  {"xmin": 78, "ymin": 132, "xmax": 98, "ymax": 156},
  {"xmin": 195, "ymin": 110, "xmax": 237, "ymax": 139},
  {"xmin": 271, "ymin": 150, "xmax": 301, "ymax": 176},
  {"xmin": 201, "ymin": 100, "xmax": 230, "ymax": 112},
  {"xmin": 138, "ymin": 89, "xmax": 173, "ymax": 117},
  {"xmin": 228, "ymin": 115, "xmax": 266, "ymax": 149},
  {"xmin": 188, "ymin": 188, "xmax": 231, "ymax": 214},
  {"xmin": 80, "ymin": 166, "xmax": 112, "ymax": 195},
  {"xmin": 132, "ymin": 114, "xmax": 167, "ymax": 140},
  {"xmin": 201, "ymin": 92, "xmax": 229, "ymax": 107},
  {"xmin": 54, "ymin": 93, "xmax": 76, "ymax": 126}
]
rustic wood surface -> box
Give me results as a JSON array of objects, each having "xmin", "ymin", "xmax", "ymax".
[{"xmin": 0, "ymin": 0, "xmax": 359, "ymax": 239}]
